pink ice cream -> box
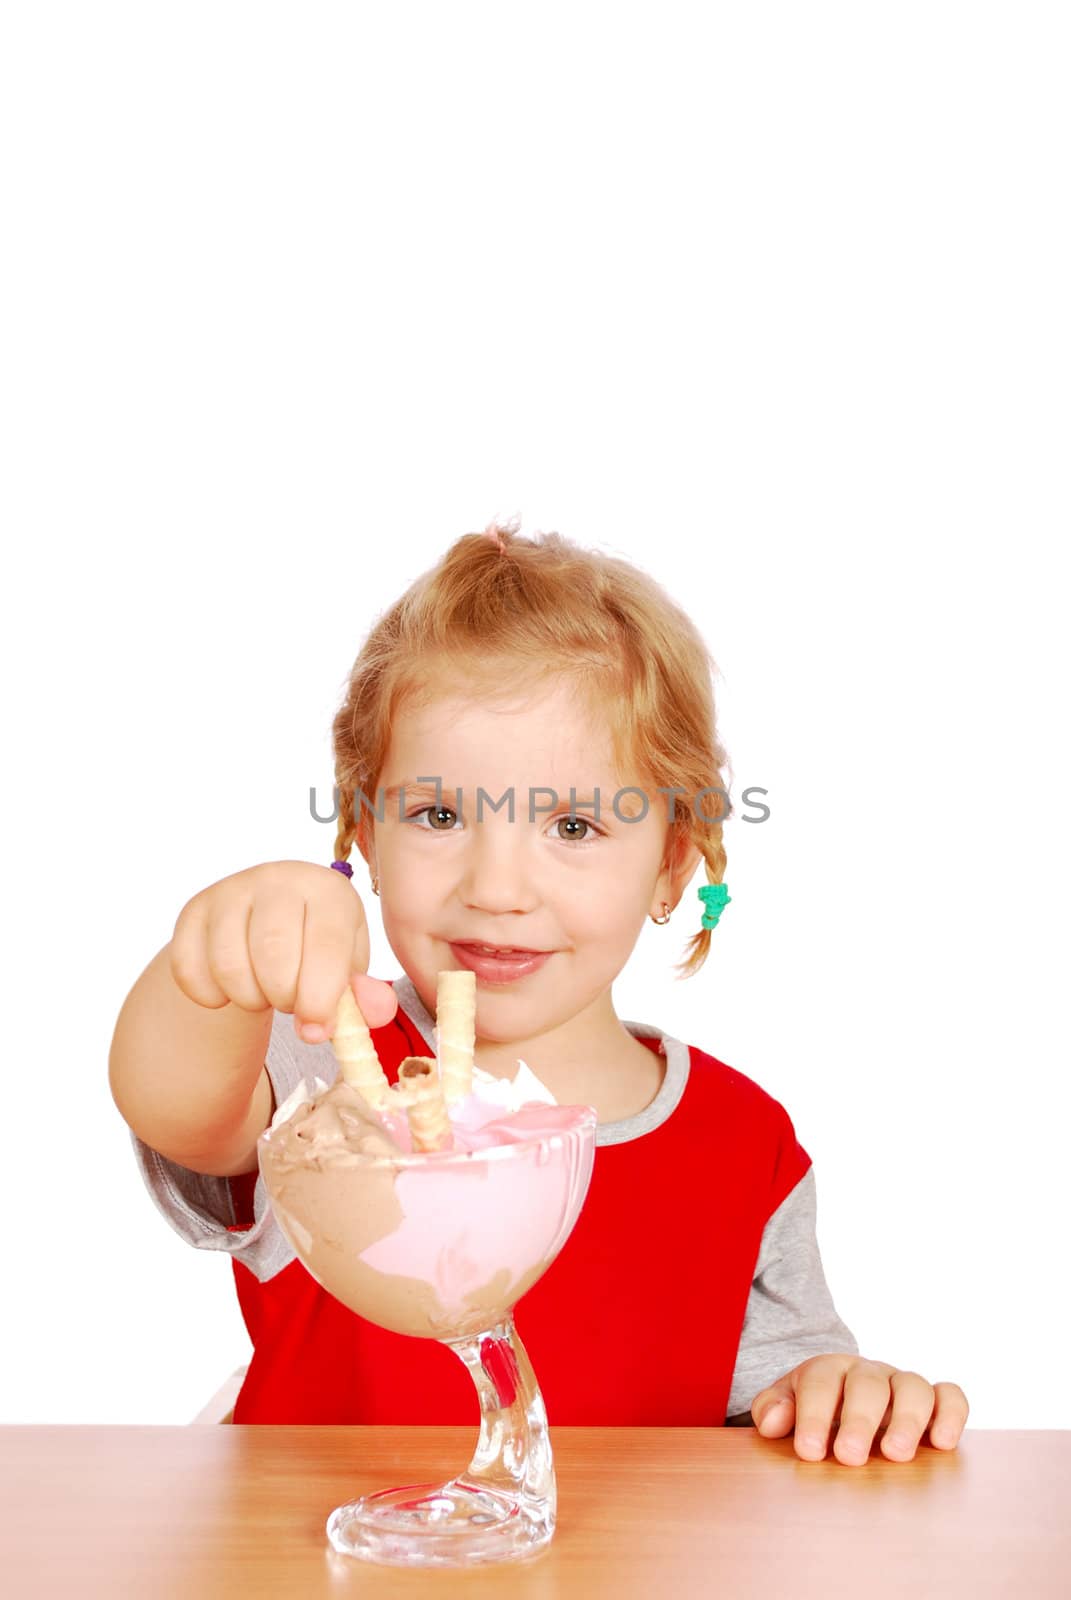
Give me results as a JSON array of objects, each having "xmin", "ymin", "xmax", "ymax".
[{"xmin": 257, "ymin": 1075, "xmax": 596, "ymax": 1341}]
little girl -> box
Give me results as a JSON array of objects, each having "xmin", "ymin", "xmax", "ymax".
[{"xmin": 109, "ymin": 518, "xmax": 968, "ymax": 1463}]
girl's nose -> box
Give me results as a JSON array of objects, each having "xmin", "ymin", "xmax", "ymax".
[{"xmin": 458, "ymin": 830, "xmax": 539, "ymax": 916}]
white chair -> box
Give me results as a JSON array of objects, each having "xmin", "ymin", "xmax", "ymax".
[{"xmin": 190, "ymin": 1363, "xmax": 248, "ymax": 1424}]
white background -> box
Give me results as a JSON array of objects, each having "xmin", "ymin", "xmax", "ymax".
[{"xmin": 1, "ymin": 2, "xmax": 1067, "ymax": 1428}]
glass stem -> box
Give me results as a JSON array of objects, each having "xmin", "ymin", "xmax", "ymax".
[{"xmin": 444, "ymin": 1316, "xmax": 555, "ymax": 1515}]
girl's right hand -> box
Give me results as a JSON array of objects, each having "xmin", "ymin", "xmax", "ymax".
[{"xmin": 168, "ymin": 860, "xmax": 397, "ymax": 1044}]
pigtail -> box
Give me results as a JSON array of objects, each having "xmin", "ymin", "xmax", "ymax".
[
  {"xmin": 671, "ymin": 788, "xmax": 731, "ymax": 981},
  {"xmin": 331, "ymin": 778, "xmax": 361, "ymax": 875}
]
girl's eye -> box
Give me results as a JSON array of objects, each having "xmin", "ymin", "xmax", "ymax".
[
  {"xmin": 409, "ymin": 805, "xmax": 459, "ymax": 832},
  {"xmin": 553, "ymin": 815, "xmax": 602, "ymax": 844}
]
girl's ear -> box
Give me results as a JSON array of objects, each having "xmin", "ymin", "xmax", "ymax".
[
  {"xmin": 673, "ymin": 840, "xmax": 704, "ymax": 895},
  {"xmin": 657, "ymin": 833, "xmax": 704, "ymax": 906},
  {"xmin": 351, "ymin": 818, "xmax": 376, "ymax": 876}
]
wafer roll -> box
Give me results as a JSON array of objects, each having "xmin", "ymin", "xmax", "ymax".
[
  {"xmin": 437, "ymin": 969, "xmax": 476, "ymax": 1103},
  {"xmin": 330, "ymin": 986, "xmax": 392, "ymax": 1109},
  {"xmin": 397, "ymin": 1055, "xmax": 455, "ymax": 1151}
]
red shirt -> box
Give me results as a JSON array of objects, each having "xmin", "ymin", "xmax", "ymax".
[{"xmin": 226, "ymin": 1002, "xmax": 810, "ymax": 1425}]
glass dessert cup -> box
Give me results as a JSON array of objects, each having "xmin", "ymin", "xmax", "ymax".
[{"xmin": 257, "ymin": 1104, "xmax": 596, "ymax": 1568}]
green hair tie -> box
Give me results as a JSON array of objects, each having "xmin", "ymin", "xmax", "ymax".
[{"xmin": 698, "ymin": 883, "xmax": 731, "ymax": 931}]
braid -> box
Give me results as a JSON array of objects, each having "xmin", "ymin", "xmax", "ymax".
[
  {"xmin": 671, "ymin": 780, "xmax": 731, "ymax": 979},
  {"xmin": 331, "ymin": 779, "xmax": 361, "ymax": 870}
]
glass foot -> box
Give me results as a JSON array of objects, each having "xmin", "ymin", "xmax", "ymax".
[{"xmin": 326, "ymin": 1477, "xmax": 553, "ymax": 1567}]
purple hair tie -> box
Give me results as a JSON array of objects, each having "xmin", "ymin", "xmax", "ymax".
[{"xmin": 330, "ymin": 859, "xmax": 354, "ymax": 879}]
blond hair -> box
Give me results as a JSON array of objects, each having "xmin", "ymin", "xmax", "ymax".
[{"xmin": 331, "ymin": 516, "xmax": 732, "ymax": 978}]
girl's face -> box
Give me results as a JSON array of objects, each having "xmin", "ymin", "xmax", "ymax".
[{"xmin": 367, "ymin": 678, "xmax": 686, "ymax": 1051}]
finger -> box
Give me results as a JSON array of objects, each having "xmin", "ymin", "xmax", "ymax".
[
  {"xmin": 875, "ymin": 1370, "xmax": 938, "ymax": 1461},
  {"xmin": 926, "ymin": 1382, "xmax": 970, "ymax": 1450},
  {"xmin": 297, "ymin": 973, "xmax": 396, "ymax": 1043},
  {"xmin": 205, "ymin": 898, "xmax": 270, "ymax": 1012},
  {"xmin": 293, "ymin": 896, "xmax": 365, "ymax": 1036},
  {"xmin": 755, "ymin": 1396, "xmax": 795, "ymax": 1436},
  {"xmin": 246, "ymin": 889, "xmax": 306, "ymax": 1014},
  {"xmin": 350, "ymin": 971, "xmax": 398, "ymax": 1029},
  {"xmin": 753, "ymin": 1356, "xmax": 848, "ymax": 1447},
  {"xmin": 169, "ymin": 895, "xmax": 229, "ymax": 1008},
  {"xmin": 858, "ymin": 1369, "xmax": 928, "ymax": 1459},
  {"xmin": 793, "ymin": 1369, "xmax": 848, "ymax": 1461},
  {"xmin": 828, "ymin": 1363, "xmax": 899, "ymax": 1464}
]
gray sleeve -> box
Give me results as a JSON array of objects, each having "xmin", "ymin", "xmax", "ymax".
[
  {"xmin": 128, "ymin": 1010, "xmax": 338, "ymax": 1284},
  {"xmin": 724, "ymin": 1166, "xmax": 859, "ymax": 1423}
]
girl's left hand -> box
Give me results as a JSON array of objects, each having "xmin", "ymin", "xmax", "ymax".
[{"xmin": 751, "ymin": 1354, "xmax": 970, "ymax": 1464}]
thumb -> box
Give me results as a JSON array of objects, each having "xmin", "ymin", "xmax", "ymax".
[
  {"xmin": 349, "ymin": 971, "xmax": 398, "ymax": 1030},
  {"xmin": 753, "ymin": 1385, "xmax": 796, "ymax": 1435}
]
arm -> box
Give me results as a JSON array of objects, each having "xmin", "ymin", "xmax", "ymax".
[
  {"xmin": 726, "ymin": 1166, "xmax": 858, "ymax": 1421},
  {"xmin": 732, "ymin": 1175, "xmax": 969, "ymax": 1463},
  {"xmin": 128, "ymin": 1007, "xmax": 334, "ymax": 1283},
  {"xmin": 109, "ymin": 943, "xmax": 275, "ymax": 1177}
]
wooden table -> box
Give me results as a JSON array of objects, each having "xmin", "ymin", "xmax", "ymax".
[{"xmin": 3, "ymin": 1426, "xmax": 1068, "ymax": 1597}]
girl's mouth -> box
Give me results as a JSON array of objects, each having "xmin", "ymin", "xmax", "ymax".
[{"xmin": 448, "ymin": 943, "xmax": 554, "ymax": 984}]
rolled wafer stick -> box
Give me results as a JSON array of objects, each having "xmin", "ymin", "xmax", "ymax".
[
  {"xmin": 330, "ymin": 985, "xmax": 392, "ymax": 1109},
  {"xmin": 437, "ymin": 969, "xmax": 476, "ymax": 1103},
  {"xmin": 397, "ymin": 1055, "xmax": 455, "ymax": 1151}
]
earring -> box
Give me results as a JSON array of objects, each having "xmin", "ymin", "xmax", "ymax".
[
  {"xmin": 650, "ymin": 901, "xmax": 671, "ymax": 926},
  {"xmin": 371, "ymin": 874, "xmax": 380, "ymax": 896}
]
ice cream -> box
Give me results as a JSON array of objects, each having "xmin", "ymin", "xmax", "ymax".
[{"xmin": 257, "ymin": 972, "xmax": 596, "ymax": 1341}]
